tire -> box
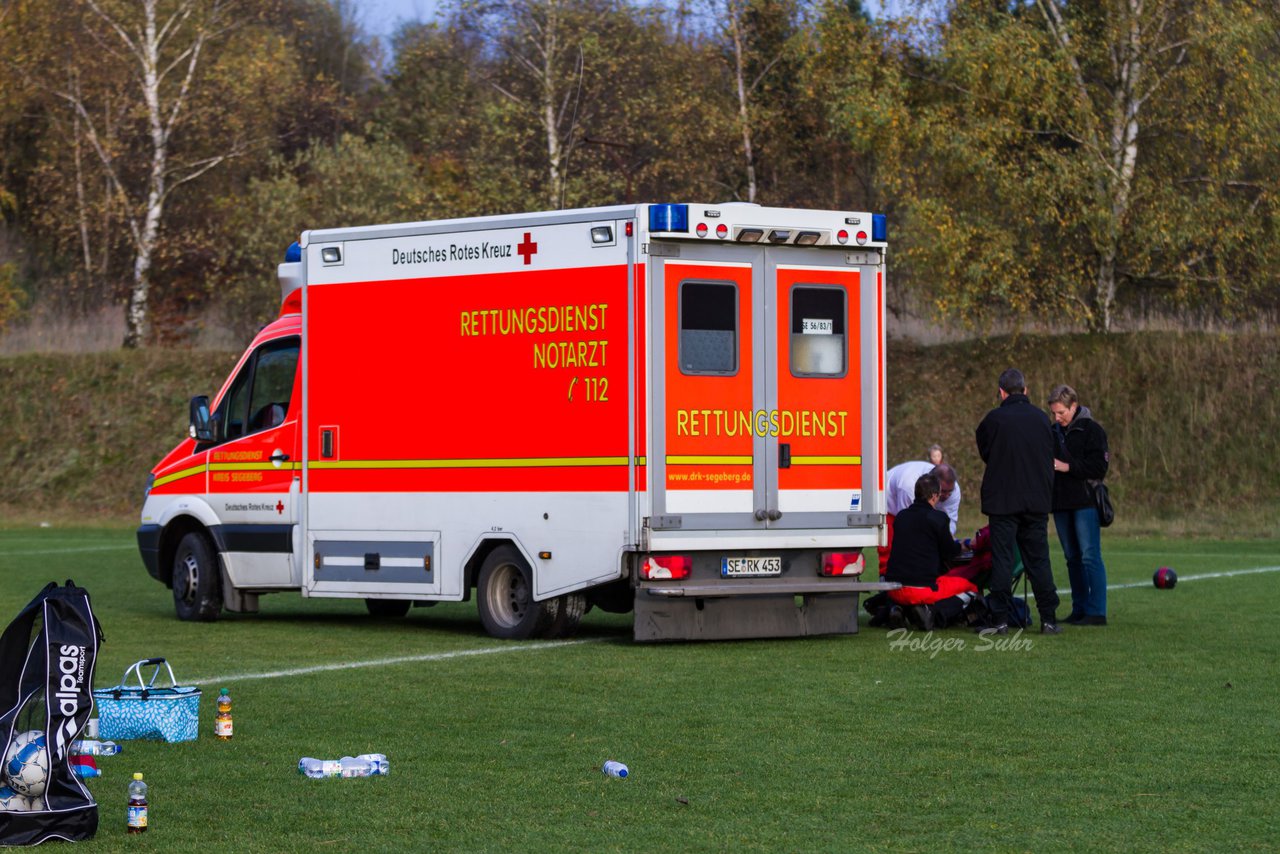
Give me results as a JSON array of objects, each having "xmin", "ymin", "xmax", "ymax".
[
  {"xmin": 365, "ymin": 598, "xmax": 411, "ymax": 618},
  {"xmin": 172, "ymin": 531, "xmax": 222, "ymax": 621},
  {"xmin": 544, "ymin": 592, "xmax": 587, "ymax": 639},
  {"xmin": 476, "ymin": 546, "xmax": 553, "ymax": 639}
]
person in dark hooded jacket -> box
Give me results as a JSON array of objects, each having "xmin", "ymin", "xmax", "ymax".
[{"xmin": 1047, "ymin": 384, "xmax": 1111, "ymax": 625}]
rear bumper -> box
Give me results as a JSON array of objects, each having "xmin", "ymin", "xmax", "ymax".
[
  {"xmin": 136, "ymin": 524, "xmax": 162, "ymax": 581},
  {"xmin": 633, "ymin": 579, "xmax": 901, "ymax": 642},
  {"xmin": 640, "ymin": 578, "xmax": 897, "ymax": 598}
]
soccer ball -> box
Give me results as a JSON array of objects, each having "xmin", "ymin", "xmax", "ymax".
[
  {"xmin": 3, "ymin": 730, "xmax": 50, "ymax": 798},
  {"xmin": 0, "ymin": 783, "xmax": 35, "ymax": 811},
  {"xmin": 1153, "ymin": 566, "xmax": 1178, "ymax": 590}
]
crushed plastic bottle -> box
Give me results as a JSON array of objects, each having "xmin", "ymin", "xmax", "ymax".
[
  {"xmin": 356, "ymin": 754, "xmax": 389, "ymax": 776},
  {"xmin": 298, "ymin": 757, "xmax": 342, "ymax": 778},
  {"xmin": 72, "ymin": 764, "xmax": 101, "ymax": 779},
  {"xmin": 602, "ymin": 760, "xmax": 629, "ymax": 779},
  {"xmin": 70, "ymin": 739, "xmax": 121, "ymax": 756},
  {"xmin": 298, "ymin": 756, "xmax": 388, "ymax": 778}
]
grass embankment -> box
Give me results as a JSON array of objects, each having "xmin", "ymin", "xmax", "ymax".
[{"xmin": 1, "ymin": 332, "xmax": 1277, "ymax": 534}]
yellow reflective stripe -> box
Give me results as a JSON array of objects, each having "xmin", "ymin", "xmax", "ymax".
[
  {"xmin": 634, "ymin": 456, "xmax": 647, "ymax": 466},
  {"xmin": 208, "ymin": 462, "xmax": 299, "ymax": 472},
  {"xmin": 152, "ymin": 464, "xmax": 206, "ymax": 488},
  {"xmin": 665, "ymin": 455, "xmax": 753, "ymax": 466},
  {"xmin": 790, "ymin": 455, "xmax": 862, "ymax": 465},
  {"xmin": 309, "ymin": 456, "xmax": 629, "ymax": 470}
]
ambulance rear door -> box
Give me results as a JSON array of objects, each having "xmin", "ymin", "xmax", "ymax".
[{"xmin": 651, "ymin": 242, "xmax": 881, "ymax": 534}]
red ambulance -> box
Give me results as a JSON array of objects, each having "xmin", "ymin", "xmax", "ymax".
[{"xmin": 137, "ymin": 203, "xmax": 893, "ymax": 641}]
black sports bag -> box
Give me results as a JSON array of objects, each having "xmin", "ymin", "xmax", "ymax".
[{"xmin": 0, "ymin": 581, "xmax": 104, "ymax": 845}]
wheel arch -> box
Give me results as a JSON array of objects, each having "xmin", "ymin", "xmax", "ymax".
[
  {"xmin": 463, "ymin": 536, "xmax": 536, "ymax": 602},
  {"xmin": 158, "ymin": 515, "xmax": 216, "ymax": 589}
]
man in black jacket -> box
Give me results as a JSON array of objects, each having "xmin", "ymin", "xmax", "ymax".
[
  {"xmin": 884, "ymin": 473, "xmax": 977, "ymax": 630},
  {"xmin": 975, "ymin": 368, "xmax": 1062, "ymax": 634}
]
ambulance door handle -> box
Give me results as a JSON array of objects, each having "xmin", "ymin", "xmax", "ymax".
[
  {"xmin": 778, "ymin": 443, "xmax": 791, "ymax": 469},
  {"xmin": 270, "ymin": 451, "xmax": 291, "ymax": 463}
]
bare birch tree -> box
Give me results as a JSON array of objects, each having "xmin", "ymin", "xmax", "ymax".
[
  {"xmin": 708, "ymin": 0, "xmax": 799, "ymax": 203},
  {"xmin": 53, "ymin": 0, "xmax": 240, "ymax": 347},
  {"xmin": 481, "ymin": 0, "xmax": 586, "ymax": 209},
  {"xmin": 1033, "ymin": 0, "xmax": 1191, "ymax": 331}
]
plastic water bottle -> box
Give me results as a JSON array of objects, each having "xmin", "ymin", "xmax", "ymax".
[
  {"xmin": 356, "ymin": 754, "xmax": 389, "ymax": 776},
  {"xmin": 72, "ymin": 763, "xmax": 101, "ymax": 778},
  {"xmin": 215, "ymin": 688, "xmax": 233, "ymax": 740},
  {"xmin": 126, "ymin": 773, "xmax": 148, "ymax": 833},
  {"xmin": 299, "ymin": 757, "xmax": 342, "ymax": 778},
  {"xmin": 602, "ymin": 760, "xmax": 629, "ymax": 779},
  {"xmin": 298, "ymin": 756, "xmax": 388, "ymax": 778},
  {"xmin": 339, "ymin": 756, "xmax": 374, "ymax": 778},
  {"xmin": 71, "ymin": 739, "xmax": 121, "ymax": 756}
]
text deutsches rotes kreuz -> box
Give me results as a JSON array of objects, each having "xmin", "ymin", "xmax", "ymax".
[{"xmin": 391, "ymin": 242, "xmax": 512, "ymax": 266}]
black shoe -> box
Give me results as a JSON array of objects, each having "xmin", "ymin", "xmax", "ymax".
[
  {"xmin": 911, "ymin": 605, "xmax": 936, "ymax": 632},
  {"xmin": 887, "ymin": 605, "xmax": 907, "ymax": 629},
  {"xmin": 1063, "ymin": 612, "xmax": 1086, "ymax": 624},
  {"xmin": 868, "ymin": 606, "xmax": 889, "ymax": 628},
  {"xmin": 974, "ymin": 622, "xmax": 1008, "ymax": 636},
  {"xmin": 1040, "ymin": 622, "xmax": 1063, "ymax": 635},
  {"xmin": 1079, "ymin": 615, "xmax": 1108, "ymax": 626}
]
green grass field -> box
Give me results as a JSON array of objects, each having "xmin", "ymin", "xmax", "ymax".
[{"xmin": 2, "ymin": 527, "xmax": 1278, "ymax": 852}]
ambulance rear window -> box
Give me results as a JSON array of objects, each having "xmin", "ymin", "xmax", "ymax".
[
  {"xmin": 790, "ymin": 285, "xmax": 846, "ymax": 377},
  {"xmin": 679, "ymin": 281, "xmax": 738, "ymax": 375}
]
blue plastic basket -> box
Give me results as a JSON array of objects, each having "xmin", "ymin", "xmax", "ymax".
[{"xmin": 92, "ymin": 658, "xmax": 201, "ymax": 743}]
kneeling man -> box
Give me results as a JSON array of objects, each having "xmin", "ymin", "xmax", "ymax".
[{"xmin": 884, "ymin": 472, "xmax": 980, "ymax": 630}]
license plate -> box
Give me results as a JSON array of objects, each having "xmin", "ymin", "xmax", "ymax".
[{"xmin": 721, "ymin": 556, "xmax": 782, "ymax": 578}]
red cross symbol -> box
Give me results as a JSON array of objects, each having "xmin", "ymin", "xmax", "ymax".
[
  {"xmin": 517, "ymin": 232, "xmax": 538, "ymax": 265},
  {"xmin": 276, "ymin": 501, "xmax": 284, "ymax": 515}
]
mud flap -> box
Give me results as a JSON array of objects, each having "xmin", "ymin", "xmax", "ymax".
[{"xmin": 633, "ymin": 591, "xmax": 860, "ymax": 642}]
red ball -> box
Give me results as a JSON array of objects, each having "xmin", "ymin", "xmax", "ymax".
[{"xmin": 1153, "ymin": 567, "xmax": 1178, "ymax": 589}]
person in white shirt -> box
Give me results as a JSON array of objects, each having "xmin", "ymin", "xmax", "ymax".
[{"xmin": 877, "ymin": 461, "xmax": 960, "ymax": 575}]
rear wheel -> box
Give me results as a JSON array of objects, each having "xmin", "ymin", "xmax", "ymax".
[
  {"xmin": 476, "ymin": 546, "xmax": 553, "ymax": 639},
  {"xmin": 545, "ymin": 592, "xmax": 587, "ymax": 638},
  {"xmin": 173, "ymin": 532, "xmax": 222, "ymax": 621},
  {"xmin": 365, "ymin": 598, "xmax": 411, "ymax": 618}
]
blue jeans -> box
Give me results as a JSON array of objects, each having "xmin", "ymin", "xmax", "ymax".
[{"xmin": 1053, "ymin": 506, "xmax": 1107, "ymax": 617}]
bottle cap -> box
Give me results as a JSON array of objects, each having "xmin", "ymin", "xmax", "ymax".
[
  {"xmin": 133, "ymin": 772, "xmax": 143, "ymax": 780},
  {"xmin": 220, "ymin": 688, "xmax": 229, "ymax": 695}
]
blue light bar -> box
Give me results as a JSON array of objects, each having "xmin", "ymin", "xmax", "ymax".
[
  {"xmin": 649, "ymin": 204, "xmax": 689, "ymax": 233},
  {"xmin": 872, "ymin": 214, "xmax": 887, "ymax": 243},
  {"xmin": 285, "ymin": 241, "xmax": 302, "ymax": 263}
]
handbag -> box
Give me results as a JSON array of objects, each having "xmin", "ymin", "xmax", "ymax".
[
  {"xmin": 1091, "ymin": 480, "xmax": 1115, "ymax": 528},
  {"xmin": 92, "ymin": 658, "xmax": 201, "ymax": 743}
]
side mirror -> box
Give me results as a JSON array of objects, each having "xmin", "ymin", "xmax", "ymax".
[{"xmin": 189, "ymin": 395, "xmax": 215, "ymax": 443}]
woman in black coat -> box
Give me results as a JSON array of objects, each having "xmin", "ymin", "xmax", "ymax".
[{"xmin": 1047, "ymin": 384, "xmax": 1110, "ymax": 625}]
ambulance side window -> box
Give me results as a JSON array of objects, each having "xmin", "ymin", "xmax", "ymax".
[
  {"xmin": 790, "ymin": 286, "xmax": 846, "ymax": 377},
  {"xmin": 217, "ymin": 337, "xmax": 300, "ymax": 443},
  {"xmin": 679, "ymin": 280, "xmax": 738, "ymax": 375}
]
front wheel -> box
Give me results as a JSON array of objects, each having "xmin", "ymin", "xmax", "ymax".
[
  {"xmin": 476, "ymin": 546, "xmax": 553, "ymax": 639},
  {"xmin": 172, "ymin": 532, "xmax": 222, "ymax": 621}
]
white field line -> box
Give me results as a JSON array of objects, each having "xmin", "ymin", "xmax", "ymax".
[
  {"xmin": 194, "ymin": 566, "xmax": 1279, "ymax": 685},
  {"xmin": 1027, "ymin": 564, "xmax": 1280, "ymax": 600},
  {"xmin": 187, "ymin": 637, "xmax": 605, "ymax": 687},
  {"xmin": 1115, "ymin": 551, "xmax": 1280, "ymax": 559},
  {"xmin": 0, "ymin": 545, "xmax": 136, "ymax": 557}
]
